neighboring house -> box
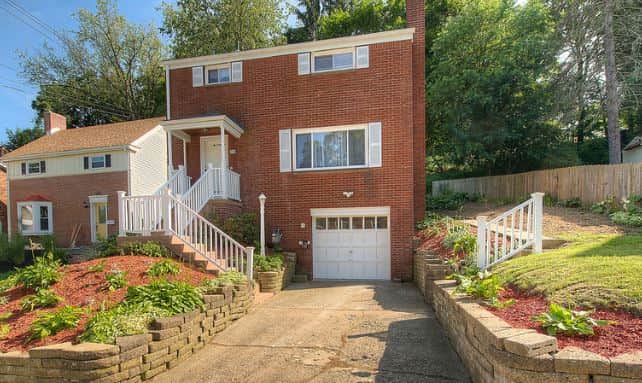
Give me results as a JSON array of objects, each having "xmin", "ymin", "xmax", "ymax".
[
  {"xmin": 0, "ymin": 162, "xmax": 7, "ymax": 233},
  {"xmin": 3, "ymin": 0, "xmax": 425, "ymax": 280},
  {"xmin": 2, "ymin": 112, "xmax": 167, "ymax": 246},
  {"xmin": 623, "ymin": 136, "xmax": 642, "ymax": 163}
]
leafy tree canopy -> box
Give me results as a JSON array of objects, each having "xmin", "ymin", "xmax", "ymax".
[
  {"xmin": 160, "ymin": 0, "xmax": 286, "ymax": 58},
  {"xmin": 19, "ymin": 0, "xmax": 165, "ymax": 128},
  {"xmin": 4, "ymin": 126, "xmax": 44, "ymax": 152},
  {"xmin": 318, "ymin": 0, "xmax": 406, "ymax": 39}
]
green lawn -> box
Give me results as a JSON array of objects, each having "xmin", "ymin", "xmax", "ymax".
[{"xmin": 493, "ymin": 234, "xmax": 642, "ymax": 315}]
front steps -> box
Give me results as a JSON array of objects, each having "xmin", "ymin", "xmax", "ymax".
[{"xmin": 117, "ymin": 233, "xmax": 224, "ymax": 275}]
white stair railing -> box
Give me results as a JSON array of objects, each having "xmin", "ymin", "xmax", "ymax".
[
  {"xmin": 154, "ymin": 166, "xmax": 191, "ymax": 196},
  {"xmin": 477, "ymin": 192, "xmax": 544, "ymax": 270},
  {"xmin": 181, "ymin": 165, "xmax": 240, "ymax": 213},
  {"xmin": 117, "ymin": 189, "xmax": 254, "ymax": 278}
]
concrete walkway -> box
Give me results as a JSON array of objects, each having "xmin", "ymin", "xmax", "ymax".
[{"xmin": 152, "ymin": 282, "xmax": 471, "ymax": 383}]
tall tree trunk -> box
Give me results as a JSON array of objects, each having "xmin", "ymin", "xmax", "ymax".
[{"xmin": 604, "ymin": 0, "xmax": 621, "ymax": 164}]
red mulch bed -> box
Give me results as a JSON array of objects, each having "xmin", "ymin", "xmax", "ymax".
[
  {"xmin": 488, "ymin": 287, "xmax": 642, "ymax": 357},
  {"xmin": 415, "ymin": 230, "xmax": 459, "ymax": 260},
  {"xmin": 0, "ymin": 256, "xmax": 212, "ymax": 352}
]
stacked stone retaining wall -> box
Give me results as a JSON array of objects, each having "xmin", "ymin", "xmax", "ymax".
[{"xmin": 0, "ymin": 282, "xmax": 253, "ymax": 383}]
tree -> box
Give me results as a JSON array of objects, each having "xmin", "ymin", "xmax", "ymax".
[
  {"xmin": 604, "ymin": 0, "xmax": 621, "ymax": 163},
  {"xmin": 19, "ymin": 0, "xmax": 165, "ymax": 127},
  {"xmin": 4, "ymin": 126, "xmax": 44, "ymax": 151},
  {"xmin": 290, "ymin": 0, "xmax": 323, "ymax": 41},
  {"xmin": 161, "ymin": 0, "xmax": 286, "ymax": 58},
  {"xmin": 318, "ymin": 0, "xmax": 406, "ymax": 39},
  {"xmin": 427, "ymin": 0, "xmax": 562, "ymax": 175}
]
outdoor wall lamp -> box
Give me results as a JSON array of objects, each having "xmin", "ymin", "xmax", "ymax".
[{"xmin": 343, "ymin": 191, "xmax": 354, "ymax": 198}]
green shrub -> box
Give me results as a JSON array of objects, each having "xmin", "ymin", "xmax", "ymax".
[
  {"xmin": 0, "ymin": 233, "xmax": 27, "ymax": 266},
  {"xmin": 146, "ymin": 259, "xmax": 180, "ymax": 277},
  {"xmin": 96, "ymin": 236, "xmax": 122, "ymax": 257},
  {"xmin": 199, "ymin": 271, "xmax": 247, "ymax": 293},
  {"xmin": 16, "ymin": 254, "xmax": 62, "ymax": 290},
  {"xmin": 210, "ymin": 213, "xmax": 259, "ymax": 245},
  {"xmin": 543, "ymin": 193, "xmax": 558, "ymax": 207},
  {"xmin": 88, "ymin": 261, "xmax": 105, "ymax": 273},
  {"xmin": 453, "ymin": 271, "xmax": 514, "ymax": 308},
  {"xmin": 591, "ymin": 196, "xmax": 620, "ymax": 215},
  {"xmin": 532, "ymin": 303, "xmax": 615, "ymax": 336},
  {"xmin": 427, "ymin": 189, "xmax": 469, "ymax": 210},
  {"xmin": 610, "ymin": 211, "xmax": 642, "ymax": 227},
  {"xmin": 20, "ymin": 289, "xmax": 62, "ymax": 311},
  {"xmin": 622, "ymin": 195, "xmax": 642, "ymax": 214},
  {"xmin": 442, "ymin": 229, "xmax": 476, "ymax": 256},
  {"xmin": 28, "ymin": 306, "xmax": 84, "ymax": 342},
  {"xmin": 105, "ymin": 270, "xmax": 127, "ymax": 291},
  {"xmin": 0, "ymin": 324, "xmax": 9, "ymax": 339},
  {"xmin": 80, "ymin": 302, "xmax": 169, "ymax": 344},
  {"xmin": 253, "ymin": 254, "xmax": 283, "ymax": 272},
  {"xmin": 39, "ymin": 236, "xmax": 69, "ymax": 264},
  {"xmin": 125, "ymin": 281, "xmax": 203, "ymax": 315},
  {"xmin": 123, "ymin": 242, "xmax": 169, "ymax": 258},
  {"xmin": 0, "ymin": 296, "xmax": 7, "ymax": 306},
  {"xmin": 0, "ymin": 272, "xmax": 18, "ymax": 294},
  {"xmin": 562, "ymin": 197, "xmax": 582, "ymax": 208}
]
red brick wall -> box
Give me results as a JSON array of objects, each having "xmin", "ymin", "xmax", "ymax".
[
  {"xmin": 170, "ymin": 40, "xmax": 418, "ymax": 279},
  {"xmin": 9, "ymin": 172, "xmax": 128, "ymax": 247},
  {"xmin": 0, "ymin": 169, "xmax": 6, "ymax": 233},
  {"xmin": 408, "ymin": 0, "xmax": 427, "ymax": 223}
]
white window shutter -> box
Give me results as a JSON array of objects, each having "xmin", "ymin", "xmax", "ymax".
[
  {"xmin": 356, "ymin": 46, "xmax": 369, "ymax": 68},
  {"xmin": 298, "ymin": 53, "xmax": 310, "ymax": 75},
  {"xmin": 192, "ymin": 66, "xmax": 204, "ymax": 87},
  {"xmin": 368, "ymin": 122, "xmax": 382, "ymax": 167},
  {"xmin": 231, "ymin": 61, "xmax": 243, "ymax": 82},
  {"xmin": 279, "ymin": 129, "xmax": 292, "ymax": 172}
]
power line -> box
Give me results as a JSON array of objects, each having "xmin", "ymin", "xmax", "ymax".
[
  {"xmin": 0, "ymin": 3, "xmax": 59, "ymax": 46},
  {"xmin": 0, "ymin": 83, "xmax": 29, "ymax": 93}
]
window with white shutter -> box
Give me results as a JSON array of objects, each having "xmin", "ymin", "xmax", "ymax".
[
  {"xmin": 279, "ymin": 129, "xmax": 292, "ymax": 172},
  {"xmin": 356, "ymin": 45, "xmax": 369, "ymax": 68},
  {"xmin": 298, "ymin": 53, "xmax": 310, "ymax": 75},
  {"xmin": 368, "ymin": 122, "xmax": 382, "ymax": 167},
  {"xmin": 231, "ymin": 61, "xmax": 243, "ymax": 82},
  {"xmin": 192, "ymin": 66, "xmax": 204, "ymax": 87}
]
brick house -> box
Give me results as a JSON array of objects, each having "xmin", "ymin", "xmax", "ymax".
[{"xmin": 3, "ymin": 0, "xmax": 425, "ymax": 280}]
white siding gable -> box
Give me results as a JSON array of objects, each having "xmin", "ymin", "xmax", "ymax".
[{"xmin": 129, "ymin": 125, "xmax": 168, "ymax": 195}]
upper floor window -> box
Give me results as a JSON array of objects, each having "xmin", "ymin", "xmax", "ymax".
[
  {"xmin": 294, "ymin": 126, "xmax": 367, "ymax": 170},
  {"xmin": 18, "ymin": 201, "xmax": 52, "ymax": 235},
  {"xmin": 20, "ymin": 161, "xmax": 46, "ymax": 176},
  {"xmin": 84, "ymin": 154, "xmax": 111, "ymax": 170},
  {"xmin": 313, "ymin": 50, "xmax": 354, "ymax": 72},
  {"xmin": 206, "ymin": 65, "xmax": 231, "ymax": 84},
  {"xmin": 194, "ymin": 61, "xmax": 243, "ymax": 87}
]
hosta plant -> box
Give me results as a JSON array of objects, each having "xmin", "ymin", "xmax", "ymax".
[
  {"xmin": 125, "ymin": 281, "xmax": 203, "ymax": 315},
  {"xmin": 532, "ymin": 303, "xmax": 615, "ymax": 336},
  {"xmin": 28, "ymin": 306, "xmax": 84, "ymax": 342},
  {"xmin": 105, "ymin": 270, "xmax": 127, "ymax": 291},
  {"xmin": 16, "ymin": 254, "xmax": 62, "ymax": 290},
  {"xmin": 80, "ymin": 302, "xmax": 169, "ymax": 344},
  {"xmin": 146, "ymin": 259, "xmax": 180, "ymax": 277},
  {"xmin": 21, "ymin": 289, "xmax": 62, "ymax": 311},
  {"xmin": 454, "ymin": 271, "xmax": 515, "ymax": 308}
]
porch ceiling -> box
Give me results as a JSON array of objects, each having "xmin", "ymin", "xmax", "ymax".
[{"xmin": 161, "ymin": 115, "xmax": 244, "ymax": 140}]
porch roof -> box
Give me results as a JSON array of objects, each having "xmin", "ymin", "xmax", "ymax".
[{"xmin": 160, "ymin": 114, "xmax": 244, "ymax": 141}]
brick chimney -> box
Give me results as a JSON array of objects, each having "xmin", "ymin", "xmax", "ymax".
[
  {"xmin": 43, "ymin": 111, "xmax": 66, "ymax": 135},
  {"xmin": 406, "ymin": 0, "xmax": 427, "ymax": 224}
]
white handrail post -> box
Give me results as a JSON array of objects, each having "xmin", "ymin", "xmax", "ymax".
[
  {"xmin": 207, "ymin": 163, "xmax": 214, "ymax": 198},
  {"xmin": 177, "ymin": 165, "xmax": 185, "ymax": 195},
  {"xmin": 245, "ymin": 246, "xmax": 255, "ymax": 280},
  {"xmin": 476, "ymin": 216, "xmax": 487, "ymax": 269},
  {"xmin": 117, "ymin": 191, "xmax": 126, "ymax": 237},
  {"xmin": 532, "ymin": 192, "xmax": 544, "ymax": 253},
  {"xmin": 162, "ymin": 188, "xmax": 172, "ymax": 234},
  {"xmin": 258, "ymin": 193, "xmax": 267, "ymax": 256}
]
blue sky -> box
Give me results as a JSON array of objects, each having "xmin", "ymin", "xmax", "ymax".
[{"xmin": 0, "ymin": 0, "xmax": 171, "ymax": 141}]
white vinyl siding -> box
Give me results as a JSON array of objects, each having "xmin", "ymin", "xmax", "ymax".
[
  {"xmin": 129, "ymin": 127, "xmax": 168, "ymax": 195},
  {"xmin": 7, "ymin": 152, "xmax": 127, "ymax": 180}
]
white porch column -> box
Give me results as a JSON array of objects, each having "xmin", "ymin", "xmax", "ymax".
[
  {"xmin": 182, "ymin": 139, "xmax": 187, "ymax": 169},
  {"xmin": 167, "ymin": 131, "xmax": 173, "ymax": 174},
  {"xmin": 220, "ymin": 126, "xmax": 228, "ymax": 198},
  {"xmin": 259, "ymin": 193, "xmax": 267, "ymax": 257},
  {"xmin": 117, "ymin": 191, "xmax": 126, "ymax": 237}
]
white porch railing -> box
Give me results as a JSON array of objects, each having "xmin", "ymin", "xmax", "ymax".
[
  {"xmin": 154, "ymin": 165, "xmax": 191, "ymax": 196},
  {"xmin": 182, "ymin": 165, "xmax": 241, "ymax": 213},
  {"xmin": 117, "ymin": 189, "xmax": 254, "ymax": 278},
  {"xmin": 477, "ymin": 192, "xmax": 544, "ymax": 270}
]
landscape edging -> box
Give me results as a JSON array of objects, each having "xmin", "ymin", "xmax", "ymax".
[
  {"xmin": 0, "ymin": 281, "xmax": 254, "ymax": 383},
  {"xmin": 413, "ymin": 253, "xmax": 642, "ymax": 383}
]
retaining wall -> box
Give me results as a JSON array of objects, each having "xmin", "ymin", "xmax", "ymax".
[{"xmin": 0, "ymin": 282, "xmax": 253, "ymax": 383}]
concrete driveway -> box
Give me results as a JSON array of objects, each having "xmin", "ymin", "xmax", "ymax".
[{"xmin": 153, "ymin": 282, "xmax": 471, "ymax": 383}]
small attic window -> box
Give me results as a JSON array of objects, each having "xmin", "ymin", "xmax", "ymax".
[{"xmin": 206, "ymin": 66, "xmax": 231, "ymax": 84}]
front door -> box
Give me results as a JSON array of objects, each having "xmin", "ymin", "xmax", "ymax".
[
  {"xmin": 90, "ymin": 196, "xmax": 108, "ymax": 242},
  {"xmin": 200, "ymin": 135, "xmax": 229, "ymax": 174}
]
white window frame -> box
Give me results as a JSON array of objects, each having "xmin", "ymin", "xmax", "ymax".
[
  {"xmin": 312, "ymin": 48, "xmax": 355, "ymax": 73},
  {"xmin": 205, "ymin": 63, "xmax": 231, "ymax": 85},
  {"xmin": 27, "ymin": 162, "xmax": 42, "ymax": 175},
  {"xmin": 292, "ymin": 124, "xmax": 369, "ymax": 172},
  {"xmin": 90, "ymin": 155, "xmax": 107, "ymax": 169},
  {"xmin": 17, "ymin": 201, "xmax": 53, "ymax": 235}
]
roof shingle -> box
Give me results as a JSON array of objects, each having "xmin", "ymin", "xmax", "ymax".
[{"xmin": 2, "ymin": 117, "xmax": 164, "ymax": 160}]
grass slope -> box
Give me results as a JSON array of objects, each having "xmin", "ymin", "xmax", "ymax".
[{"xmin": 494, "ymin": 234, "xmax": 642, "ymax": 315}]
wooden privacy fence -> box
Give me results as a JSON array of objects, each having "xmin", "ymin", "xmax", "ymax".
[{"xmin": 432, "ymin": 163, "xmax": 642, "ymax": 204}]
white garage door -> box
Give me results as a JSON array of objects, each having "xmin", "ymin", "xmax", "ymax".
[{"xmin": 312, "ymin": 207, "xmax": 390, "ymax": 280}]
